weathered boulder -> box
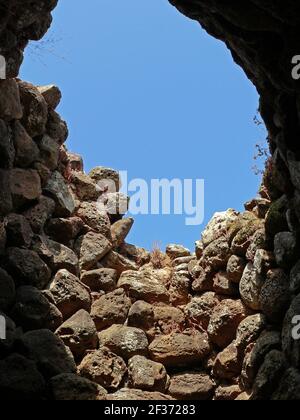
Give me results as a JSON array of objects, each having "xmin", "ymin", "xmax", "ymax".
[
  {"xmin": 274, "ymin": 232, "xmax": 299, "ymax": 269},
  {"xmin": 213, "ymin": 271, "xmax": 239, "ymax": 296},
  {"xmin": 253, "ymin": 249, "xmax": 275, "ymax": 275},
  {"xmin": 265, "ymin": 197, "xmax": 288, "ymax": 238},
  {"xmin": 18, "ymin": 81, "xmax": 48, "ymax": 137},
  {"xmin": 46, "ymin": 216, "xmax": 84, "ymax": 245},
  {"xmin": 153, "ymin": 305, "xmax": 186, "ymax": 335},
  {"xmin": 213, "ymin": 343, "xmax": 241, "ymax": 379},
  {"xmin": 246, "ymin": 229, "xmax": 268, "ymax": 261},
  {"xmin": 107, "ymin": 388, "xmax": 173, "ymax": 401},
  {"xmin": 118, "ymin": 270, "xmax": 169, "ymax": 303},
  {"xmin": 226, "ymin": 255, "xmax": 246, "ymax": 284},
  {"xmin": 11, "ymin": 286, "xmax": 61, "ymax": 331},
  {"xmin": 169, "ymin": 273, "xmax": 191, "ymax": 306},
  {"xmin": 201, "ymin": 237, "xmax": 231, "ymax": 270},
  {"xmin": 272, "ymin": 368, "xmax": 300, "ymax": 400},
  {"xmin": 89, "ymin": 167, "xmax": 121, "ymax": 193},
  {"xmin": 239, "ymin": 263, "xmax": 264, "ymax": 311},
  {"xmin": 149, "ymin": 330, "xmax": 210, "ymax": 368},
  {"xmin": 49, "ymin": 269, "xmax": 91, "ymax": 320},
  {"xmin": 80, "ymin": 268, "xmax": 117, "ymax": 293},
  {"xmin": 38, "ymin": 134, "xmax": 60, "ymax": 171},
  {"xmin": 207, "ymin": 299, "xmax": 247, "ymax": 348},
  {"xmin": 290, "ymin": 260, "xmax": 300, "ymax": 294},
  {"xmin": 166, "ymin": 244, "xmax": 190, "ymax": 260},
  {"xmin": 101, "ymin": 250, "xmax": 138, "ymax": 275},
  {"xmin": 91, "ymin": 289, "xmax": 131, "ymax": 331},
  {"xmin": 168, "ymin": 372, "xmax": 215, "ymax": 400},
  {"xmin": 9, "ymin": 168, "xmax": 41, "ymax": 209},
  {"xmin": 251, "ymin": 350, "xmax": 287, "ymax": 400},
  {"xmin": 214, "ymin": 385, "xmax": 242, "ymax": 401},
  {"xmin": 128, "ymin": 356, "xmax": 169, "ymax": 392},
  {"xmin": 5, "ymin": 247, "xmax": 51, "ymax": 289},
  {"xmin": 13, "ymin": 121, "xmax": 39, "ymax": 168},
  {"xmin": 98, "ymin": 325, "xmax": 149, "ymax": 360},
  {"xmin": 24, "ymin": 195, "xmax": 55, "ymax": 233},
  {"xmin": 0, "ymin": 170, "xmax": 12, "ymax": 216},
  {"xmin": 44, "ymin": 171, "xmax": 75, "ymax": 217},
  {"xmin": 50, "ymin": 373, "xmax": 107, "ymax": 401},
  {"xmin": 5, "ymin": 214, "xmax": 33, "ymax": 248},
  {"xmin": 33, "ymin": 236, "xmax": 79, "ymax": 276},
  {"xmin": 259, "ymin": 269, "xmax": 290, "ymax": 322},
  {"xmin": 37, "ymin": 85, "xmax": 61, "ymax": 110},
  {"xmin": 56, "ymin": 310, "xmax": 98, "ymax": 359},
  {"xmin": 127, "ymin": 301, "xmax": 154, "ymax": 330},
  {"xmin": 76, "ymin": 231, "xmax": 112, "ymax": 271},
  {"xmin": 0, "ymin": 354, "xmax": 45, "ymax": 400},
  {"xmin": 17, "ymin": 329, "xmax": 76, "ymax": 378},
  {"xmin": 184, "ymin": 292, "xmax": 218, "ymax": 330},
  {"xmin": 67, "ymin": 152, "xmax": 83, "ymax": 172},
  {"xmin": 71, "ymin": 172, "xmax": 99, "ymax": 201},
  {"xmin": 201, "ymin": 209, "xmax": 238, "ymax": 247},
  {"xmin": 191, "ymin": 265, "xmax": 214, "ymax": 293},
  {"xmin": 111, "ymin": 218, "xmax": 134, "ymax": 247},
  {"xmin": 46, "ymin": 110, "xmax": 68, "ymax": 145},
  {"xmin": 0, "ymin": 79, "xmax": 23, "ymax": 121},
  {"xmin": 101, "ymin": 192, "xmax": 129, "ymax": 219},
  {"xmin": 119, "ymin": 243, "xmax": 150, "ymax": 266},
  {"xmin": 76, "ymin": 201, "xmax": 111, "ymax": 238},
  {"xmin": 240, "ymin": 331, "xmax": 282, "ymax": 390},
  {"xmin": 231, "ymin": 218, "xmax": 263, "ymax": 257},
  {"xmin": 235, "ymin": 314, "xmax": 267, "ymax": 353},
  {"xmin": 78, "ymin": 348, "xmax": 127, "ymax": 390},
  {"xmin": 0, "ymin": 267, "xmax": 15, "ymax": 311}
]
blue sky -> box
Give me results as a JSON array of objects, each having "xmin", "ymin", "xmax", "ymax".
[{"xmin": 21, "ymin": 0, "xmax": 265, "ymax": 251}]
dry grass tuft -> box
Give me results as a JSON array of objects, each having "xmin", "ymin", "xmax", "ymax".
[{"xmin": 150, "ymin": 242, "xmax": 171, "ymax": 269}]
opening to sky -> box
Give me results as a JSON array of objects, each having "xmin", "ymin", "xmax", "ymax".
[{"xmin": 21, "ymin": 0, "xmax": 264, "ymax": 251}]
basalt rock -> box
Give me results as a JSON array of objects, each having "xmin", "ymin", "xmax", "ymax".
[
  {"xmin": 128, "ymin": 356, "xmax": 169, "ymax": 393},
  {"xmin": 98, "ymin": 325, "xmax": 149, "ymax": 360},
  {"xmin": 90, "ymin": 288, "xmax": 131, "ymax": 331},
  {"xmin": 50, "ymin": 373, "xmax": 107, "ymax": 401},
  {"xmin": 168, "ymin": 372, "xmax": 215, "ymax": 400},
  {"xmin": 78, "ymin": 347, "xmax": 127, "ymax": 391},
  {"xmin": 149, "ymin": 330, "xmax": 210, "ymax": 368},
  {"xmin": 49, "ymin": 269, "xmax": 91, "ymax": 320},
  {"xmin": 55, "ymin": 310, "xmax": 98, "ymax": 360}
]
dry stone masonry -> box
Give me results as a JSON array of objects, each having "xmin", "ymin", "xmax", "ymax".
[{"xmin": 0, "ymin": 0, "xmax": 300, "ymax": 400}]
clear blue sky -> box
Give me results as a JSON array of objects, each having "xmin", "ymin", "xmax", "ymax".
[{"xmin": 21, "ymin": 0, "xmax": 265, "ymax": 252}]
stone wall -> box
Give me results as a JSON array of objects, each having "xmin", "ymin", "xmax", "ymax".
[
  {"xmin": 168, "ymin": 0, "xmax": 300, "ymax": 400},
  {"xmin": 0, "ymin": 0, "xmax": 299, "ymax": 400}
]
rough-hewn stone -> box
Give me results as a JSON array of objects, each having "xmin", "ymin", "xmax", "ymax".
[
  {"xmin": 149, "ymin": 330, "xmax": 210, "ymax": 368},
  {"xmin": 78, "ymin": 348, "xmax": 127, "ymax": 391}
]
